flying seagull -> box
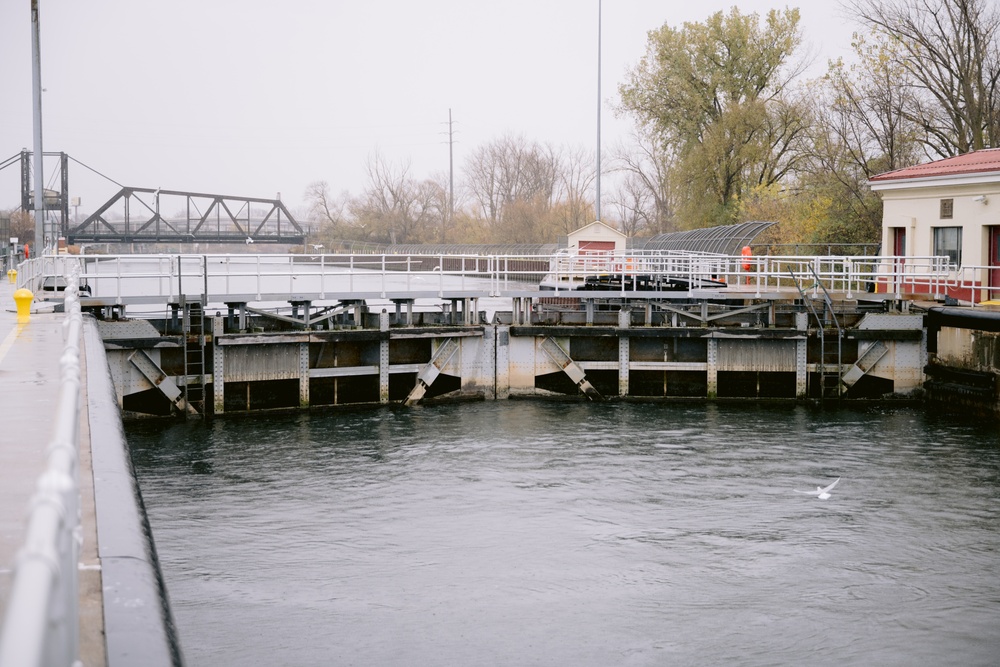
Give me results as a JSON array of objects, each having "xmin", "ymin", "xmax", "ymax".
[{"xmin": 795, "ymin": 477, "xmax": 840, "ymax": 500}]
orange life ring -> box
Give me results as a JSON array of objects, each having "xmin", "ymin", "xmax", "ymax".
[{"xmin": 741, "ymin": 246, "xmax": 752, "ymax": 271}]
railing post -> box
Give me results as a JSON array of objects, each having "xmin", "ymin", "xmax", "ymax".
[
  {"xmin": 115, "ymin": 255, "xmax": 123, "ymax": 303},
  {"xmin": 380, "ymin": 254, "xmax": 387, "ymax": 298},
  {"xmin": 845, "ymin": 258, "xmax": 854, "ymax": 300},
  {"xmin": 255, "ymin": 254, "xmax": 262, "ymax": 301},
  {"xmin": 319, "ymin": 253, "xmax": 326, "ymax": 300}
]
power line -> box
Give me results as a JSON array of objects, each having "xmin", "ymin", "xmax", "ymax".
[
  {"xmin": 67, "ymin": 155, "xmax": 125, "ymax": 188},
  {"xmin": 448, "ymin": 109, "xmax": 454, "ymax": 227}
]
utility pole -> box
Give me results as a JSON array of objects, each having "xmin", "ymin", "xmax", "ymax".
[
  {"xmin": 448, "ymin": 109, "xmax": 454, "ymax": 239},
  {"xmin": 31, "ymin": 0, "xmax": 45, "ymax": 252},
  {"xmin": 596, "ymin": 0, "xmax": 602, "ymax": 222}
]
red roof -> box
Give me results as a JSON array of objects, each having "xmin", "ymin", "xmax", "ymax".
[{"xmin": 870, "ymin": 148, "xmax": 1000, "ymax": 182}]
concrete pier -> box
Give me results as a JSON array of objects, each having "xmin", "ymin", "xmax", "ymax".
[{"xmin": 0, "ymin": 279, "xmax": 106, "ymax": 665}]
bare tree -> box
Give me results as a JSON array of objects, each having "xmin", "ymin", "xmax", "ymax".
[
  {"xmin": 608, "ymin": 173, "xmax": 655, "ymax": 237},
  {"xmin": 553, "ymin": 146, "xmax": 596, "ymax": 234},
  {"xmin": 413, "ymin": 176, "xmax": 449, "ymax": 243},
  {"xmin": 610, "ymin": 131, "xmax": 679, "ymax": 235},
  {"xmin": 819, "ymin": 34, "xmax": 923, "ymax": 177},
  {"xmin": 351, "ymin": 151, "xmax": 437, "ymax": 244},
  {"xmin": 845, "ymin": 0, "xmax": 1000, "ymax": 156},
  {"xmin": 463, "ymin": 134, "xmax": 560, "ymax": 233},
  {"xmin": 305, "ymin": 181, "xmax": 349, "ymax": 228},
  {"xmin": 5, "ymin": 210, "xmax": 35, "ymax": 246}
]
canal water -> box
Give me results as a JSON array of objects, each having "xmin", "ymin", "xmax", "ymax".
[{"xmin": 127, "ymin": 402, "xmax": 1000, "ymax": 666}]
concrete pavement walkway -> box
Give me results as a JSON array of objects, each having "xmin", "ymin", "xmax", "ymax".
[
  {"xmin": 0, "ymin": 279, "xmax": 66, "ymax": 598},
  {"xmin": 0, "ymin": 278, "xmax": 106, "ymax": 665}
]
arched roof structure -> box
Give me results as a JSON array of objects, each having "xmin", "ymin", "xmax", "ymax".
[
  {"xmin": 328, "ymin": 222, "xmax": 777, "ymax": 257},
  {"xmin": 637, "ymin": 221, "xmax": 777, "ymax": 255},
  {"xmin": 330, "ymin": 241, "xmax": 559, "ymax": 255}
]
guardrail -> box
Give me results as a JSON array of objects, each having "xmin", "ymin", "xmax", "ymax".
[
  {"xmin": 0, "ymin": 272, "xmax": 83, "ymax": 667},
  {"xmin": 734, "ymin": 254, "xmax": 956, "ymax": 299},
  {"xmin": 952, "ymin": 265, "xmax": 1000, "ymax": 303},
  {"xmin": 15, "ymin": 251, "xmax": 959, "ymax": 305}
]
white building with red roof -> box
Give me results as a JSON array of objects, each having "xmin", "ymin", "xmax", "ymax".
[{"xmin": 870, "ymin": 148, "xmax": 1000, "ymax": 303}]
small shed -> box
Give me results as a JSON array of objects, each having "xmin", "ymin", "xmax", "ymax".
[
  {"xmin": 566, "ymin": 221, "xmax": 627, "ymax": 255},
  {"xmin": 870, "ymin": 149, "xmax": 1000, "ymax": 302}
]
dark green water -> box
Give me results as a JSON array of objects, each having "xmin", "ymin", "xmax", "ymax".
[{"xmin": 128, "ymin": 402, "xmax": 1000, "ymax": 666}]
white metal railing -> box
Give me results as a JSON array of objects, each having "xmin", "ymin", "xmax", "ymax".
[
  {"xmin": 521, "ymin": 251, "xmax": 957, "ymax": 299},
  {"xmin": 730, "ymin": 254, "xmax": 957, "ymax": 299},
  {"xmin": 14, "ymin": 251, "xmax": 961, "ymax": 306},
  {"xmin": 0, "ymin": 272, "xmax": 83, "ymax": 667},
  {"xmin": 953, "ymin": 265, "xmax": 1000, "ymax": 304}
]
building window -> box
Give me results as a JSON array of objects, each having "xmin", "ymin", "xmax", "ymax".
[
  {"xmin": 940, "ymin": 198, "xmax": 954, "ymax": 219},
  {"xmin": 933, "ymin": 226, "xmax": 962, "ymax": 266}
]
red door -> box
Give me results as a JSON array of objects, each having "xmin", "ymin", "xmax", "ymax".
[
  {"xmin": 892, "ymin": 228, "xmax": 906, "ymax": 293},
  {"xmin": 578, "ymin": 240, "xmax": 616, "ymax": 254},
  {"xmin": 989, "ymin": 227, "xmax": 1000, "ymax": 300},
  {"xmin": 893, "ymin": 227, "xmax": 906, "ymax": 256}
]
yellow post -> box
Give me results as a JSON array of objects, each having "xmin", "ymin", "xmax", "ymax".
[
  {"xmin": 6, "ymin": 269, "xmax": 15, "ymax": 284},
  {"xmin": 13, "ymin": 288, "xmax": 33, "ymax": 323}
]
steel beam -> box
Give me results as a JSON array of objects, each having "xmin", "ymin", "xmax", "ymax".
[
  {"xmin": 404, "ymin": 337, "xmax": 461, "ymax": 406},
  {"xmin": 539, "ymin": 337, "xmax": 602, "ymax": 400},
  {"xmin": 126, "ymin": 349, "xmax": 194, "ymax": 415}
]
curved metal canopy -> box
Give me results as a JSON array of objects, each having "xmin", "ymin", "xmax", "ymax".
[
  {"xmin": 330, "ymin": 222, "xmax": 777, "ymax": 257},
  {"xmin": 338, "ymin": 242, "xmax": 559, "ymax": 255},
  {"xmin": 384, "ymin": 243, "xmax": 559, "ymax": 255},
  {"xmin": 638, "ymin": 221, "xmax": 778, "ymax": 255}
]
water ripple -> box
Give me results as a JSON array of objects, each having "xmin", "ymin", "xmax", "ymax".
[{"xmin": 129, "ymin": 402, "xmax": 1000, "ymax": 667}]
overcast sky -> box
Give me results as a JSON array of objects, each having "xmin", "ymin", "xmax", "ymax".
[{"xmin": 0, "ymin": 1, "xmax": 859, "ymax": 217}]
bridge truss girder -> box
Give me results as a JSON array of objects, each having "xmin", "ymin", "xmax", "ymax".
[{"xmin": 66, "ymin": 187, "xmax": 305, "ymax": 245}]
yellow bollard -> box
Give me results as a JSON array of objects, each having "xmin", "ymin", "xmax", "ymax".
[
  {"xmin": 13, "ymin": 288, "xmax": 33, "ymax": 323},
  {"xmin": 6, "ymin": 269, "xmax": 15, "ymax": 284}
]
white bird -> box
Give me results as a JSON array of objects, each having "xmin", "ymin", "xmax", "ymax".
[
  {"xmin": 245, "ymin": 237, "xmax": 254, "ymax": 245},
  {"xmin": 795, "ymin": 477, "xmax": 840, "ymax": 500}
]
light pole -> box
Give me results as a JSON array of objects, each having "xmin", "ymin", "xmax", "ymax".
[
  {"xmin": 596, "ymin": 0, "xmax": 602, "ymax": 222},
  {"xmin": 30, "ymin": 0, "xmax": 45, "ymax": 252}
]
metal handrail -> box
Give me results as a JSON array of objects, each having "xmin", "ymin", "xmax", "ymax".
[
  {"xmin": 952, "ymin": 264, "xmax": 1000, "ymax": 304},
  {"xmin": 0, "ymin": 272, "xmax": 83, "ymax": 667},
  {"xmin": 15, "ymin": 252, "xmax": 958, "ymax": 306}
]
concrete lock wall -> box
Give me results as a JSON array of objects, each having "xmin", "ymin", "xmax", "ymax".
[{"xmin": 95, "ymin": 311, "xmax": 930, "ymax": 418}]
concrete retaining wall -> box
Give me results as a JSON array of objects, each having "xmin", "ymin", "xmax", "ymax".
[{"xmin": 84, "ymin": 318, "xmax": 184, "ymax": 666}]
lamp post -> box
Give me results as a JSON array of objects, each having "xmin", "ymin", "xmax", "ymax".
[
  {"xmin": 30, "ymin": 0, "xmax": 45, "ymax": 252},
  {"xmin": 596, "ymin": 0, "xmax": 602, "ymax": 222}
]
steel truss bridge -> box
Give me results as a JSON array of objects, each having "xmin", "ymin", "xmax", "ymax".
[
  {"xmin": 2, "ymin": 151, "xmax": 306, "ymax": 245},
  {"xmin": 67, "ymin": 187, "xmax": 304, "ymax": 245}
]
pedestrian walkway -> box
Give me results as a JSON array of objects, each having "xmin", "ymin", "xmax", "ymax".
[
  {"xmin": 0, "ymin": 279, "xmax": 66, "ymax": 599},
  {"xmin": 0, "ymin": 277, "xmax": 105, "ymax": 665}
]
